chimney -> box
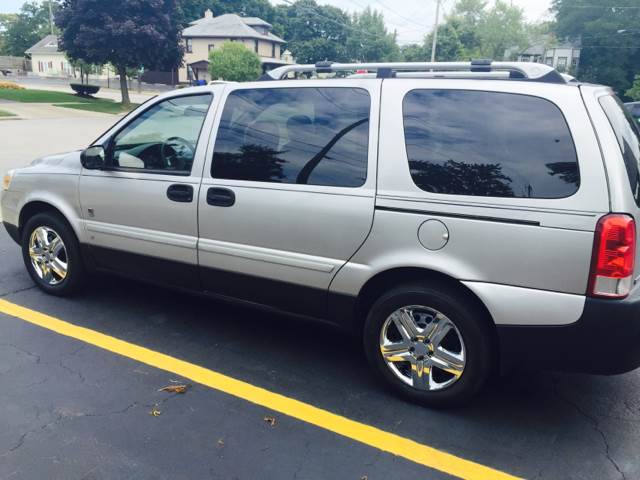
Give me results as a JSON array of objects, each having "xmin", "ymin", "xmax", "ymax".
[{"xmin": 204, "ymin": 9, "xmax": 213, "ymax": 19}]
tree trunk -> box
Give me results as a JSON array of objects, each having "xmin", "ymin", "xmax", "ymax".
[{"xmin": 117, "ymin": 66, "xmax": 130, "ymax": 106}]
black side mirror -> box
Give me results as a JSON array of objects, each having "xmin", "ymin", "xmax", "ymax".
[{"xmin": 80, "ymin": 145, "xmax": 106, "ymax": 170}]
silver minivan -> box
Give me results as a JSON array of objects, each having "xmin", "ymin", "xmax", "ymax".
[{"xmin": 3, "ymin": 61, "xmax": 640, "ymax": 406}]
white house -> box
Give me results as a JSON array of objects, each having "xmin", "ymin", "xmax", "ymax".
[
  {"xmin": 25, "ymin": 34, "xmax": 74, "ymax": 77},
  {"xmin": 179, "ymin": 9, "xmax": 294, "ymax": 83},
  {"xmin": 508, "ymin": 37, "xmax": 581, "ymax": 73}
]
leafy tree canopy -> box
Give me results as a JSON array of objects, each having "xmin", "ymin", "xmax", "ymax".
[
  {"xmin": 56, "ymin": 0, "xmax": 184, "ymax": 104},
  {"xmin": 347, "ymin": 7, "xmax": 399, "ymax": 62},
  {"xmin": 626, "ymin": 75, "xmax": 640, "ymax": 102},
  {"xmin": 425, "ymin": 0, "xmax": 528, "ymax": 61},
  {"xmin": 553, "ymin": 0, "xmax": 640, "ymax": 99},
  {"xmin": 209, "ymin": 41, "xmax": 262, "ymax": 82},
  {"xmin": 179, "ymin": 0, "xmax": 276, "ymax": 27},
  {"xmin": 276, "ymin": 0, "xmax": 351, "ymax": 63},
  {"xmin": 0, "ymin": 1, "xmax": 59, "ymax": 57}
]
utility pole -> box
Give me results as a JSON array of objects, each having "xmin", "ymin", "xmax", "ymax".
[
  {"xmin": 48, "ymin": 1, "xmax": 54, "ymax": 35},
  {"xmin": 430, "ymin": 0, "xmax": 442, "ymax": 62}
]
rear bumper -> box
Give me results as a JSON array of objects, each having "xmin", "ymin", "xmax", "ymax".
[
  {"xmin": 497, "ymin": 286, "xmax": 640, "ymax": 375},
  {"xmin": 2, "ymin": 221, "xmax": 20, "ymax": 244}
]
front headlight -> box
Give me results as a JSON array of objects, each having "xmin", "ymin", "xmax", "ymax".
[{"xmin": 2, "ymin": 170, "xmax": 14, "ymax": 191}]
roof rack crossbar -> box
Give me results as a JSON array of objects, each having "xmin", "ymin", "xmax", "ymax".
[{"xmin": 264, "ymin": 60, "xmax": 567, "ymax": 84}]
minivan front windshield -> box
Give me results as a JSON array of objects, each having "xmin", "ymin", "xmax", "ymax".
[{"xmin": 600, "ymin": 95, "xmax": 640, "ymax": 206}]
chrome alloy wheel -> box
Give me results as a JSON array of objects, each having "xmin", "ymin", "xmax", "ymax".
[
  {"xmin": 380, "ymin": 305, "xmax": 466, "ymax": 391},
  {"xmin": 28, "ymin": 226, "xmax": 68, "ymax": 286}
]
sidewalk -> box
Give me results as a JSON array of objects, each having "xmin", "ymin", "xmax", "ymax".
[{"xmin": 0, "ymin": 101, "xmax": 119, "ymax": 120}]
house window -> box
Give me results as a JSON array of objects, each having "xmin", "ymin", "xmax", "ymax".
[
  {"xmin": 520, "ymin": 55, "xmax": 530, "ymax": 62},
  {"xmin": 572, "ymin": 57, "xmax": 579, "ymax": 67},
  {"xmin": 545, "ymin": 57, "xmax": 553, "ymax": 66},
  {"xmin": 271, "ymin": 43, "xmax": 276, "ymax": 58},
  {"xmin": 208, "ymin": 44, "xmax": 215, "ymax": 52},
  {"xmin": 557, "ymin": 57, "xmax": 568, "ymax": 71},
  {"xmin": 48, "ymin": 61, "xmax": 53, "ymax": 69},
  {"xmin": 254, "ymin": 40, "xmax": 259, "ymax": 53},
  {"xmin": 186, "ymin": 38, "xmax": 193, "ymax": 53}
]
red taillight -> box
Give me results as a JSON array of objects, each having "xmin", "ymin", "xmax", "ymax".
[{"xmin": 588, "ymin": 214, "xmax": 636, "ymax": 298}]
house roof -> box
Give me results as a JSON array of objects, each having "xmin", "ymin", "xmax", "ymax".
[
  {"xmin": 241, "ymin": 17, "xmax": 272, "ymax": 28},
  {"xmin": 25, "ymin": 34, "xmax": 63, "ymax": 55},
  {"xmin": 183, "ymin": 13, "xmax": 285, "ymax": 43}
]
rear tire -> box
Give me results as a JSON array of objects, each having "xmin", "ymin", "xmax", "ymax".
[
  {"xmin": 363, "ymin": 283, "xmax": 494, "ymax": 407},
  {"xmin": 21, "ymin": 212, "xmax": 86, "ymax": 296}
]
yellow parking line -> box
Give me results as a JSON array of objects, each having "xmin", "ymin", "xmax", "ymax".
[{"xmin": 0, "ymin": 298, "xmax": 521, "ymax": 480}]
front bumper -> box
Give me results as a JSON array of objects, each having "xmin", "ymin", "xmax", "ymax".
[{"xmin": 497, "ymin": 286, "xmax": 640, "ymax": 375}]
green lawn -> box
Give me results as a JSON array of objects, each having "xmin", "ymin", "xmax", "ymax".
[
  {"xmin": 0, "ymin": 88, "xmax": 137, "ymax": 115},
  {"xmin": 0, "ymin": 88, "xmax": 95, "ymax": 103},
  {"xmin": 0, "ymin": 109, "xmax": 16, "ymax": 117},
  {"xmin": 54, "ymin": 101, "xmax": 138, "ymax": 115}
]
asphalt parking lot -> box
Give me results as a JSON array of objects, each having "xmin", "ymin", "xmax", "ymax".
[{"xmin": 2, "ymin": 108, "xmax": 640, "ymax": 480}]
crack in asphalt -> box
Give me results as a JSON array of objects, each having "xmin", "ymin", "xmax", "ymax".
[
  {"xmin": 0, "ymin": 403, "xmax": 139, "ymax": 458},
  {"xmin": 0, "ymin": 285, "xmax": 37, "ymax": 298},
  {"xmin": 0, "ymin": 342, "xmax": 41, "ymax": 364},
  {"xmin": 58, "ymin": 359, "xmax": 87, "ymax": 384},
  {"xmin": 552, "ymin": 376, "xmax": 627, "ymax": 480}
]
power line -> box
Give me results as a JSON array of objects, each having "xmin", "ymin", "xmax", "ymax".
[
  {"xmin": 559, "ymin": 5, "xmax": 640, "ymax": 8},
  {"xmin": 279, "ymin": 0, "xmax": 387, "ymax": 41},
  {"xmin": 372, "ymin": 0, "xmax": 431, "ymax": 29}
]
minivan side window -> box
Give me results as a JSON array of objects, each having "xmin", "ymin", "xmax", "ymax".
[
  {"xmin": 403, "ymin": 89, "xmax": 580, "ymax": 199},
  {"xmin": 110, "ymin": 93, "xmax": 212, "ymax": 174},
  {"xmin": 600, "ymin": 95, "xmax": 640, "ymax": 206},
  {"xmin": 211, "ymin": 87, "xmax": 370, "ymax": 187}
]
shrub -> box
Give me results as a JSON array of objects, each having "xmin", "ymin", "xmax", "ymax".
[
  {"xmin": 70, "ymin": 83, "xmax": 100, "ymax": 96},
  {"xmin": 0, "ymin": 81, "xmax": 25, "ymax": 90},
  {"xmin": 208, "ymin": 41, "xmax": 262, "ymax": 82}
]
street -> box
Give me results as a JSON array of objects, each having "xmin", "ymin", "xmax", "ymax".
[{"xmin": 0, "ymin": 105, "xmax": 639, "ymax": 480}]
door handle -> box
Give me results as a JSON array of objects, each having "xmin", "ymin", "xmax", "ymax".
[
  {"xmin": 207, "ymin": 187, "xmax": 235, "ymax": 207},
  {"xmin": 167, "ymin": 184, "xmax": 193, "ymax": 203}
]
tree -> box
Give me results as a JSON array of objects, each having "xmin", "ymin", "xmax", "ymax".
[
  {"xmin": 626, "ymin": 75, "xmax": 640, "ymax": 102},
  {"xmin": 178, "ymin": 0, "xmax": 276, "ymax": 27},
  {"xmin": 276, "ymin": 0, "xmax": 351, "ymax": 63},
  {"xmin": 424, "ymin": 0, "xmax": 528, "ymax": 61},
  {"xmin": 477, "ymin": 1, "xmax": 527, "ymax": 60},
  {"xmin": 69, "ymin": 59, "xmax": 101, "ymax": 85},
  {"xmin": 56, "ymin": 0, "xmax": 184, "ymax": 105},
  {"xmin": 208, "ymin": 41, "xmax": 261, "ymax": 82},
  {"xmin": 425, "ymin": 19, "xmax": 466, "ymax": 61},
  {"xmin": 553, "ymin": 0, "xmax": 640, "ymax": 99},
  {"xmin": 0, "ymin": 14, "xmax": 18, "ymax": 55},
  {"xmin": 401, "ymin": 43, "xmax": 428, "ymax": 62},
  {"xmin": 1, "ymin": 1, "xmax": 59, "ymax": 57},
  {"xmin": 347, "ymin": 7, "xmax": 399, "ymax": 62}
]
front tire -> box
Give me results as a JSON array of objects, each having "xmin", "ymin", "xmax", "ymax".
[
  {"xmin": 21, "ymin": 212, "xmax": 85, "ymax": 296},
  {"xmin": 363, "ymin": 284, "xmax": 494, "ymax": 407}
]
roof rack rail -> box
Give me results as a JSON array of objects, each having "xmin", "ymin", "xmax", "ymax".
[{"xmin": 262, "ymin": 59, "xmax": 567, "ymax": 84}]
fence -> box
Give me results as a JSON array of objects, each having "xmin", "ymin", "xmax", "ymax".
[{"xmin": 0, "ymin": 56, "xmax": 29, "ymax": 73}]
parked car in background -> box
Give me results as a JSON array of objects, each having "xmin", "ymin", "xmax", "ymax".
[
  {"xmin": 3, "ymin": 60, "xmax": 640, "ymax": 407},
  {"xmin": 625, "ymin": 101, "xmax": 640, "ymax": 122}
]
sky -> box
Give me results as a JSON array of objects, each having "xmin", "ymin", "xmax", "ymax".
[{"xmin": 1, "ymin": 0, "xmax": 554, "ymax": 44}]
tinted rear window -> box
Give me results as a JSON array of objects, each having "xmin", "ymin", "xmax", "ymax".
[
  {"xmin": 403, "ymin": 89, "xmax": 580, "ymax": 198},
  {"xmin": 601, "ymin": 95, "xmax": 640, "ymax": 206}
]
